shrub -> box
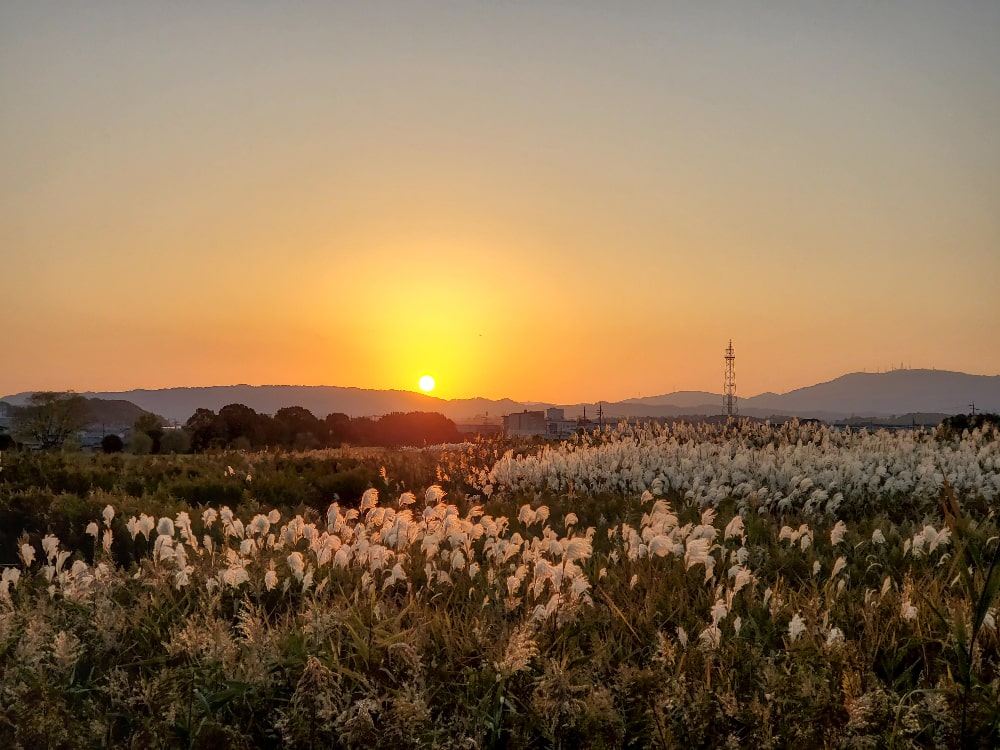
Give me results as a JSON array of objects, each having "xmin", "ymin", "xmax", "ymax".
[{"xmin": 100, "ymin": 434, "xmax": 124, "ymax": 453}]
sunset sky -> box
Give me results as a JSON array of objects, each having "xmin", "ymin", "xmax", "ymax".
[{"xmin": 2, "ymin": 2, "xmax": 998, "ymax": 404}]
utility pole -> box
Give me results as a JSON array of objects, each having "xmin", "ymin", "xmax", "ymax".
[
  {"xmin": 970, "ymin": 403, "xmax": 977, "ymax": 416},
  {"xmin": 723, "ymin": 340, "xmax": 737, "ymax": 417}
]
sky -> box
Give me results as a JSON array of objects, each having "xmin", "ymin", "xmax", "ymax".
[{"xmin": 2, "ymin": 1, "xmax": 999, "ymax": 404}]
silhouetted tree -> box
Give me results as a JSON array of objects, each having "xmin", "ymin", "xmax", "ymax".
[
  {"xmin": 274, "ymin": 406, "xmax": 325, "ymax": 450},
  {"xmin": 133, "ymin": 413, "xmax": 165, "ymax": 454},
  {"xmin": 11, "ymin": 391, "xmax": 89, "ymax": 450},
  {"xmin": 324, "ymin": 412, "xmax": 355, "ymax": 447},
  {"xmin": 100, "ymin": 434, "xmax": 124, "ymax": 453},
  {"xmin": 160, "ymin": 429, "xmax": 191, "ymax": 454},
  {"xmin": 217, "ymin": 403, "xmax": 272, "ymax": 448},
  {"xmin": 372, "ymin": 411, "xmax": 461, "ymax": 447},
  {"xmin": 352, "ymin": 416, "xmax": 377, "ymax": 446},
  {"xmin": 938, "ymin": 413, "xmax": 1000, "ymax": 441},
  {"xmin": 129, "ymin": 431, "xmax": 153, "ymax": 455},
  {"xmin": 185, "ymin": 408, "xmax": 222, "ymax": 452},
  {"xmin": 178, "ymin": 406, "xmax": 463, "ymax": 453}
]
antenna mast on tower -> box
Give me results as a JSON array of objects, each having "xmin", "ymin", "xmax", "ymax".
[{"xmin": 724, "ymin": 340, "xmax": 737, "ymax": 417}]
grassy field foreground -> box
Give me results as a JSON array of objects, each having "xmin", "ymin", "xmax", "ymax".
[{"xmin": 1, "ymin": 421, "xmax": 999, "ymax": 748}]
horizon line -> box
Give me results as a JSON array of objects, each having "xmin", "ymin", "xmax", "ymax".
[{"xmin": 3, "ymin": 366, "xmax": 998, "ymax": 407}]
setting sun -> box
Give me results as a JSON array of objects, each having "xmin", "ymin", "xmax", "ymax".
[{"xmin": 418, "ymin": 375, "xmax": 436, "ymax": 392}]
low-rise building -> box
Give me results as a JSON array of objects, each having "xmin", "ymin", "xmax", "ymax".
[
  {"xmin": 504, "ymin": 407, "xmax": 613, "ymax": 439},
  {"xmin": 503, "ymin": 410, "xmax": 547, "ymax": 437},
  {"xmin": 456, "ymin": 422, "xmax": 503, "ymax": 437}
]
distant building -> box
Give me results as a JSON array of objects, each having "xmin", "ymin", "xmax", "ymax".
[
  {"xmin": 546, "ymin": 417, "xmax": 580, "ymax": 439},
  {"xmin": 455, "ymin": 413, "xmax": 504, "ymax": 438},
  {"xmin": 503, "ymin": 407, "xmax": 611, "ymax": 439},
  {"xmin": 0, "ymin": 401, "xmax": 12, "ymax": 432},
  {"xmin": 503, "ymin": 410, "xmax": 547, "ymax": 437},
  {"xmin": 456, "ymin": 422, "xmax": 503, "ymax": 437},
  {"xmin": 78, "ymin": 428, "xmax": 130, "ymax": 451}
]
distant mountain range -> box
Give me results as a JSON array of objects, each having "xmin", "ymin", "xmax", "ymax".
[
  {"xmin": 3, "ymin": 369, "xmax": 998, "ymax": 425},
  {"xmin": 612, "ymin": 370, "xmax": 1000, "ymax": 422}
]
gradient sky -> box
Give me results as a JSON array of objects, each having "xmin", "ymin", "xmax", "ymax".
[{"xmin": 2, "ymin": 1, "xmax": 998, "ymax": 404}]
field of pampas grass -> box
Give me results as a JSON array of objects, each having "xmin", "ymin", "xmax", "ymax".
[{"xmin": 1, "ymin": 420, "xmax": 999, "ymax": 748}]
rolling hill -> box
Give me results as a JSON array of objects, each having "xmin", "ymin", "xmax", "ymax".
[{"xmin": 3, "ymin": 370, "xmax": 997, "ymax": 424}]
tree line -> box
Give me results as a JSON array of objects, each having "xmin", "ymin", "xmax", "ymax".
[
  {"xmin": 936, "ymin": 412, "xmax": 1000, "ymax": 440},
  {"xmin": 180, "ymin": 404, "xmax": 462, "ymax": 452},
  {"xmin": 2, "ymin": 392, "xmax": 463, "ymax": 453}
]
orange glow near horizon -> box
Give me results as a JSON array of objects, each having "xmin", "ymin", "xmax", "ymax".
[{"xmin": 1, "ymin": 4, "xmax": 998, "ymax": 402}]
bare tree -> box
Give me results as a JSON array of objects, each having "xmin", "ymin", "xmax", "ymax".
[{"xmin": 12, "ymin": 391, "xmax": 89, "ymax": 450}]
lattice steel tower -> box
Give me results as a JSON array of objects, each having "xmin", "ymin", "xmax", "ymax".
[{"xmin": 723, "ymin": 340, "xmax": 737, "ymax": 417}]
